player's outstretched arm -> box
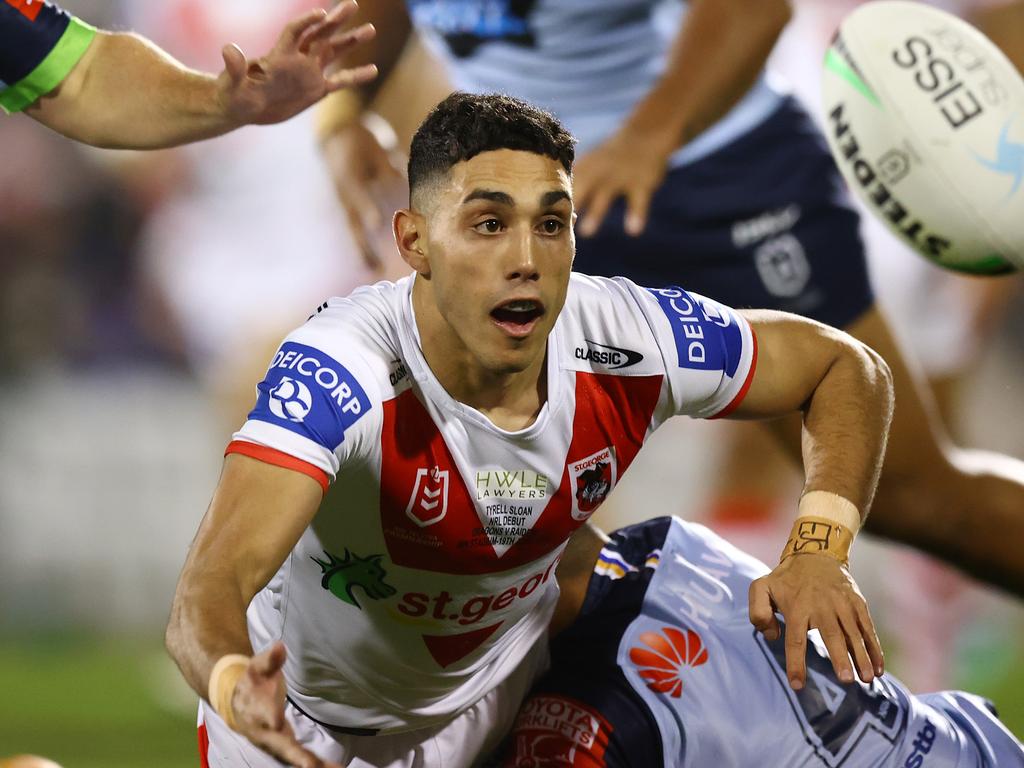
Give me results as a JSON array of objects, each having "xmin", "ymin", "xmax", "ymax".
[
  {"xmin": 575, "ymin": 0, "xmax": 792, "ymax": 237},
  {"xmin": 165, "ymin": 454, "xmax": 341, "ymax": 768},
  {"xmin": 25, "ymin": 2, "xmax": 377, "ymax": 150},
  {"xmin": 317, "ymin": 0, "xmax": 417, "ymax": 270},
  {"xmin": 731, "ymin": 310, "xmax": 894, "ymax": 691}
]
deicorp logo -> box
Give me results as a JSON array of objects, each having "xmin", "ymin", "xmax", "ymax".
[
  {"xmin": 5, "ymin": 0, "xmax": 42, "ymax": 21},
  {"xmin": 250, "ymin": 341, "xmax": 371, "ymax": 449},
  {"xmin": 629, "ymin": 626, "xmax": 708, "ymax": 698}
]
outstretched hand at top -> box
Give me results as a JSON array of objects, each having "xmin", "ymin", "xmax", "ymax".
[{"xmin": 217, "ymin": 1, "xmax": 378, "ymax": 128}]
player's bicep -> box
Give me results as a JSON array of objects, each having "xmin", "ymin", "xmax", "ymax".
[
  {"xmin": 183, "ymin": 453, "xmax": 323, "ymax": 603},
  {"xmin": 727, "ymin": 309, "xmax": 845, "ymax": 420}
]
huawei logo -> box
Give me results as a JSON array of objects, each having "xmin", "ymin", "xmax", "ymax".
[{"xmin": 629, "ymin": 627, "xmax": 708, "ymax": 698}]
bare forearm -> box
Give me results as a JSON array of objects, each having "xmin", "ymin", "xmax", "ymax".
[
  {"xmin": 166, "ymin": 574, "xmax": 254, "ymax": 701},
  {"xmin": 800, "ymin": 340, "xmax": 894, "ymax": 518},
  {"xmin": 30, "ymin": 31, "xmax": 236, "ymax": 149},
  {"xmin": 625, "ymin": 0, "xmax": 791, "ymax": 148}
]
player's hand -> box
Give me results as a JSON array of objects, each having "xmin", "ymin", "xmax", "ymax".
[
  {"xmin": 574, "ymin": 119, "xmax": 677, "ymax": 239},
  {"xmin": 322, "ymin": 119, "xmax": 408, "ymax": 274},
  {"xmin": 748, "ymin": 554, "xmax": 884, "ymax": 691},
  {"xmin": 217, "ymin": 1, "xmax": 378, "ymax": 128},
  {"xmin": 231, "ymin": 643, "xmax": 345, "ymax": 768}
]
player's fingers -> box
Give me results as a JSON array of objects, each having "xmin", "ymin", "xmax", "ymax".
[
  {"xmin": 837, "ymin": 602, "xmax": 874, "ymax": 684},
  {"xmin": 747, "ymin": 578, "xmax": 780, "ymax": 642},
  {"xmin": 577, "ymin": 188, "xmax": 616, "ymax": 238},
  {"xmin": 321, "ymin": 23, "xmax": 376, "ymax": 57},
  {"xmin": 221, "ymin": 44, "xmax": 248, "ymax": 83},
  {"xmin": 624, "ymin": 186, "xmax": 653, "ymax": 237},
  {"xmin": 283, "ymin": 8, "xmax": 329, "ymax": 46},
  {"xmin": 816, "ymin": 614, "xmax": 855, "ymax": 684},
  {"xmin": 854, "ymin": 597, "xmax": 885, "ymax": 676},
  {"xmin": 256, "ymin": 727, "xmax": 339, "ymax": 768},
  {"xmin": 326, "ymin": 64, "xmax": 379, "ymax": 93},
  {"xmin": 297, "ymin": 0, "xmax": 359, "ymax": 51},
  {"xmin": 784, "ymin": 613, "xmax": 809, "ymax": 690},
  {"xmin": 251, "ymin": 641, "xmax": 287, "ymax": 677}
]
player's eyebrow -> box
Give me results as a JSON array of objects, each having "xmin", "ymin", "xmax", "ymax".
[
  {"xmin": 540, "ymin": 190, "xmax": 571, "ymax": 208},
  {"xmin": 462, "ymin": 189, "xmax": 515, "ymax": 206},
  {"xmin": 461, "ymin": 189, "xmax": 571, "ymax": 208}
]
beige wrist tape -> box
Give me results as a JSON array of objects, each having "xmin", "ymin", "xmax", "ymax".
[
  {"xmin": 315, "ymin": 89, "xmax": 367, "ymax": 142},
  {"xmin": 208, "ymin": 654, "xmax": 250, "ymax": 731},
  {"xmin": 780, "ymin": 493, "xmax": 860, "ymax": 565},
  {"xmin": 798, "ymin": 490, "xmax": 862, "ymax": 533}
]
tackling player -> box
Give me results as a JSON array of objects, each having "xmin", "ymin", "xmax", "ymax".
[
  {"xmin": 494, "ymin": 516, "xmax": 1024, "ymax": 767},
  {"xmin": 167, "ymin": 93, "xmax": 894, "ymax": 768},
  {"xmin": 315, "ymin": 0, "xmax": 1024, "ymax": 597},
  {"xmin": 0, "ymin": 0, "xmax": 377, "ymax": 148}
]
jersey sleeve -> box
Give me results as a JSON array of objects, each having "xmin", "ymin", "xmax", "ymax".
[
  {"xmin": 0, "ymin": 1, "xmax": 96, "ymax": 114},
  {"xmin": 227, "ymin": 323, "xmax": 379, "ymax": 493},
  {"xmin": 632, "ymin": 284, "xmax": 758, "ymax": 420}
]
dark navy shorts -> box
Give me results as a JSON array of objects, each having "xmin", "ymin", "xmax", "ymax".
[{"xmin": 575, "ymin": 96, "xmax": 875, "ymax": 329}]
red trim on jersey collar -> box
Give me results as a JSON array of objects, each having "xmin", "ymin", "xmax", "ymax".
[
  {"xmin": 709, "ymin": 328, "xmax": 758, "ymax": 420},
  {"xmin": 225, "ymin": 440, "xmax": 329, "ymax": 494},
  {"xmin": 197, "ymin": 722, "xmax": 210, "ymax": 768}
]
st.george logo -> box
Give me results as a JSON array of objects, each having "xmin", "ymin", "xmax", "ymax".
[
  {"xmin": 569, "ymin": 448, "xmax": 617, "ymax": 521},
  {"xmin": 629, "ymin": 626, "xmax": 708, "ymax": 698},
  {"xmin": 268, "ymin": 377, "xmax": 312, "ymax": 422},
  {"xmin": 312, "ymin": 549, "xmax": 396, "ymax": 609}
]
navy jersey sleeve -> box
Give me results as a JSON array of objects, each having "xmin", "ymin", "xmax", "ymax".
[{"xmin": 1, "ymin": 1, "xmax": 96, "ymax": 114}]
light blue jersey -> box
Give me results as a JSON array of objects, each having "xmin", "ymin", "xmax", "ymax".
[
  {"xmin": 497, "ymin": 517, "xmax": 1024, "ymax": 767},
  {"xmin": 407, "ymin": 0, "xmax": 784, "ymax": 163}
]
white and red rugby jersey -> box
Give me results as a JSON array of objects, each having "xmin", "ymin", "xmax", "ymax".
[{"xmin": 228, "ymin": 273, "xmax": 757, "ymax": 732}]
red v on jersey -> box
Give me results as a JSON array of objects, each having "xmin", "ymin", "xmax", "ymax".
[
  {"xmin": 378, "ymin": 372, "xmax": 663, "ymax": 575},
  {"xmin": 5, "ymin": 0, "xmax": 42, "ymax": 21}
]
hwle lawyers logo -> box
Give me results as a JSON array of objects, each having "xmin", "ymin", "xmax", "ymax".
[
  {"xmin": 251, "ymin": 342, "xmax": 371, "ymax": 449},
  {"xmin": 5, "ymin": 0, "xmax": 42, "ymax": 21}
]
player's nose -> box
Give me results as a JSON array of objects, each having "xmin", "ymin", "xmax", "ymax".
[{"xmin": 504, "ymin": 228, "xmax": 540, "ymax": 281}]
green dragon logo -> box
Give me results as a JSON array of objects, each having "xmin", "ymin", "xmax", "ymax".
[{"xmin": 311, "ymin": 549, "xmax": 397, "ymax": 609}]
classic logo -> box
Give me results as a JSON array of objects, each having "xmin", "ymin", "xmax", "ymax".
[
  {"xmin": 574, "ymin": 340, "xmax": 644, "ymax": 370},
  {"xmin": 569, "ymin": 447, "xmax": 616, "ymax": 521},
  {"xmin": 973, "ymin": 117, "xmax": 1024, "ymax": 200},
  {"xmin": 629, "ymin": 627, "xmax": 709, "ymax": 698},
  {"xmin": 5, "ymin": 0, "xmax": 42, "ymax": 21},
  {"xmin": 406, "ymin": 466, "xmax": 449, "ymax": 527},
  {"xmin": 268, "ymin": 377, "xmax": 312, "ymax": 422},
  {"xmin": 311, "ymin": 549, "xmax": 396, "ymax": 609}
]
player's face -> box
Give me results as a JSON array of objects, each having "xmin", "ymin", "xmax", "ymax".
[{"xmin": 418, "ymin": 149, "xmax": 575, "ymax": 374}]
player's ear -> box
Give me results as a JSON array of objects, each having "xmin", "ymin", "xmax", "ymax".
[{"xmin": 394, "ymin": 209, "xmax": 430, "ymax": 276}]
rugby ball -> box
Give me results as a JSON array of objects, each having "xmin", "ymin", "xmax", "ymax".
[{"xmin": 822, "ymin": 1, "xmax": 1024, "ymax": 273}]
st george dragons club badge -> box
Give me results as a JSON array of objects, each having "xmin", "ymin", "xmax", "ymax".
[{"xmin": 569, "ymin": 447, "xmax": 617, "ymax": 521}]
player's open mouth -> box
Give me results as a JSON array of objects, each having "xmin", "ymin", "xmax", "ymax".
[{"xmin": 490, "ymin": 299, "xmax": 545, "ymax": 338}]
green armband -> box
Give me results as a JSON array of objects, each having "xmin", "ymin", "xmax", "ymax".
[{"xmin": 1, "ymin": 16, "xmax": 97, "ymax": 114}]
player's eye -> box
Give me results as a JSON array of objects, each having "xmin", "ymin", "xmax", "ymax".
[
  {"xmin": 539, "ymin": 218, "xmax": 564, "ymax": 235},
  {"xmin": 474, "ymin": 218, "xmax": 503, "ymax": 234}
]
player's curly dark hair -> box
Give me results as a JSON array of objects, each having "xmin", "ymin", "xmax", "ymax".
[{"xmin": 408, "ymin": 92, "xmax": 576, "ymax": 207}]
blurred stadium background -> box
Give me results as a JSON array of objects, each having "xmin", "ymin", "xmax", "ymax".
[{"xmin": 1, "ymin": 1, "xmax": 1022, "ymax": 765}]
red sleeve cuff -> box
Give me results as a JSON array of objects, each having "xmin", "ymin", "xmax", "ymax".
[
  {"xmin": 225, "ymin": 440, "xmax": 330, "ymax": 494},
  {"xmin": 709, "ymin": 327, "xmax": 758, "ymax": 420}
]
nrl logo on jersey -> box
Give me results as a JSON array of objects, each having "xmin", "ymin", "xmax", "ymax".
[
  {"xmin": 406, "ymin": 466, "xmax": 449, "ymax": 527},
  {"xmin": 569, "ymin": 447, "xmax": 617, "ymax": 521}
]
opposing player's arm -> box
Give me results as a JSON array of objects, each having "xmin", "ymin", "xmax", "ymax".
[
  {"xmin": 575, "ymin": 0, "xmax": 792, "ymax": 235},
  {"xmin": 24, "ymin": 3, "xmax": 376, "ymax": 150},
  {"xmin": 166, "ymin": 454, "xmax": 337, "ymax": 768},
  {"xmin": 726, "ymin": 309, "xmax": 893, "ymax": 692}
]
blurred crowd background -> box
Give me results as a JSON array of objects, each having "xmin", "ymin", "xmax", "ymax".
[{"xmin": 1, "ymin": 1, "xmax": 1022, "ymax": 765}]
